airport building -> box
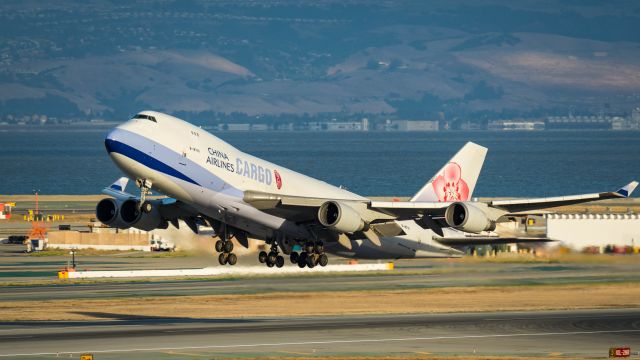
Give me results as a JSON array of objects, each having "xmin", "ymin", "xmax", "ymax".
[
  {"xmin": 545, "ymin": 213, "xmax": 640, "ymax": 251},
  {"xmin": 546, "ymin": 115, "xmax": 627, "ymax": 130},
  {"xmin": 488, "ymin": 120, "xmax": 545, "ymax": 131},
  {"xmin": 45, "ymin": 222, "xmax": 260, "ymax": 254}
]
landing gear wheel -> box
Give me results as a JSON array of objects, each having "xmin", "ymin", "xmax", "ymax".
[
  {"xmin": 215, "ymin": 240, "xmax": 224, "ymax": 253},
  {"xmin": 304, "ymin": 242, "xmax": 314, "ymax": 254},
  {"xmin": 314, "ymin": 242, "xmax": 324, "ymax": 254},
  {"xmin": 141, "ymin": 201, "xmax": 153, "ymax": 213},
  {"xmin": 306, "ymin": 254, "xmax": 316, "ymax": 268},
  {"xmin": 267, "ymin": 252, "xmax": 277, "ymax": 265},
  {"xmin": 227, "ymin": 253, "xmax": 237, "ymax": 265},
  {"xmin": 298, "ymin": 252, "xmax": 307, "ymax": 268},
  {"xmin": 258, "ymin": 251, "xmax": 268, "ymax": 264},
  {"xmin": 218, "ymin": 253, "xmax": 228, "ymax": 265},
  {"xmin": 266, "ymin": 259, "xmax": 275, "ymax": 268},
  {"xmin": 319, "ymin": 253, "xmax": 329, "ymax": 267},
  {"xmin": 223, "ymin": 241, "xmax": 234, "ymax": 253},
  {"xmin": 275, "ymin": 256, "xmax": 284, "ymax": 268},
  {"xmin": 290, "ymin": 252, "xmax": 299, "ymax": 264}
]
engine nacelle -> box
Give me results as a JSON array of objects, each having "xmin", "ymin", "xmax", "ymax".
[
  {"xmin": 96, "ymin": 198, "xmax": 130, "ymax": 229},
  {"xmin": 119, "ymin": 199, "xmax": 168, "ymax": 231},
  {"xmin": 318, "ymin": 201, "xmax": 365, "ymax": 233},
  {"xmin": 444, "ymin": 202, "xmax": 496, "ymax": 233},
  {"xmin": 96, "ymin": 198, "xmax": 168, "ymax": 231}
]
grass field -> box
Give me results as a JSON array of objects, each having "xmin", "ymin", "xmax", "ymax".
[{"xmin": 1, "ymin": 283, "xmax": 638, "ymax": 321}]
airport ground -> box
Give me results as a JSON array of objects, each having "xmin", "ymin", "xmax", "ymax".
[
  {"xmin": 0, "ymin": 196, "xmax": 639, "ymax": 359},
  {"xmin": 1, "ymin": 243, "xmax": 639, "ymax": 359}
]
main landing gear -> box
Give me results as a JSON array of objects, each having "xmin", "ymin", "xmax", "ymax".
[
  {"xmin": 215, "ymin": 224, "xmax": 237, "ymax": 266},
  {"xmin": 290, "ymin": 241, "xmax": 328, "ymax": 269},
  {"xmin": 258, "ymin": 239, "xmax": 285, "ymax": 268}
]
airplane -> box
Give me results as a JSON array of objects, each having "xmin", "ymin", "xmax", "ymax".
[{"xmin": 96, "ymin": 111, "xmax": 638, "ymax": 268}]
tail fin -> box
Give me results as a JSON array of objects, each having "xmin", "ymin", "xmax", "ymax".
[{"xmin": 410, "ymin": 142, "xmax": 487, "ymax": 202}]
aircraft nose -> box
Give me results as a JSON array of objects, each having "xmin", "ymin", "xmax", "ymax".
[{"xmin": 104, "ymin": 126, "xmax": 122, "ymax": 154}]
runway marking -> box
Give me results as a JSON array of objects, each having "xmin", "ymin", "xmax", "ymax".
[
  {"xmin": 163, "ymin": 350, "xmax": 209, "ymax": 357},
  {"xmin": 278, "ymin": 351, "xmax": 313, "ymax": 355},
  {"xmin": 483, "ymin": 313, "xmax": 636, "ymax": 321},
  {"xmin": 1, "ymin": 329, "xmax": 639, "ymax": 357},
  {"xmin": 0, "ymin": 324, "xmax": 144, "ymax": 334}
]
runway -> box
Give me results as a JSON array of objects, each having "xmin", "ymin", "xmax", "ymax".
[
  {"xmin": 0, "ymin": 309, "xmax": 638, "ymax": 359},
  {"xmin": 6, "ymin": 262, "xmax": 640, "ymax": 302}
]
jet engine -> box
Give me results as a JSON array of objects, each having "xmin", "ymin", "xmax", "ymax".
[
  {"xmin": 318, "ymin": 201, "xmax": 365, "ymax": 233},
  {"xmin": 119, "ymin": 199, "xmax": 168, "ymax": 231},
  {"xmin": 96, "ymin": 198, "xmax": 168, "ymax": 231},
  {"xmin": 444, "ymin": 202, "xmax": 496, "ymax": 233},
  {"xmin": 96, "ymin": 198, "xmax": 130, "ymax": 229}
]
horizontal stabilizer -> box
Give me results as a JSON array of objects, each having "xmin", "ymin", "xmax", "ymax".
[{"xmin": 436, "ymin": 236, "xmax": 554, "ymax": 246}]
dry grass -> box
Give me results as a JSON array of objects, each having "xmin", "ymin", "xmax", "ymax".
[
  {"xmin": 236, "ymin": 357, "xmax": 595, "ymax": 360},
  {"xmin": 1, "ymin": 283, "xmax": 638, "ymax": 322}
]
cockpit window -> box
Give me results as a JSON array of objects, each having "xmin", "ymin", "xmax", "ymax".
[{"xmin": 133, "ymin": 114, "xmax": 157, "ymax": 122}]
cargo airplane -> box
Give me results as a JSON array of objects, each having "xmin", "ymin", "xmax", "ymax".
[{"xmin": 97, "ymin": 111, "xmax": 638, "ymax": 267}]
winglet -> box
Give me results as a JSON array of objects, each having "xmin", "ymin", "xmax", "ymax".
[
  {"xmin": 110, "ymin": 177, "xmax": 129, "ymax": 192},
  {"xmin": 616, "ymin": 181, "xmax": 638, "ymax": 197},
  {"xmin": 102, "ymin": 177, "xmax": 135, "ymax": 200}
]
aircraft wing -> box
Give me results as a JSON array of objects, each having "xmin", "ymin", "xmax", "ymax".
[
  {"xmin": 370, "ymin": 181, "xmax": 638, "ymax": 219},
  {"xmin": 243, "ymin": 191, "xmax": 369, "ymax": 222},
  {"xmin": 486, "ymin": 181, "xmax": 638, "ymax": 213},
  {"xmin": 245, "ymin": 181, "xmax": 637, "ymax": 228}
]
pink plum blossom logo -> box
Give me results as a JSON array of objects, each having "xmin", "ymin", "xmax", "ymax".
[{"xmin": 432, "ymin": 162, "xmax": 469, "ymax": 202}]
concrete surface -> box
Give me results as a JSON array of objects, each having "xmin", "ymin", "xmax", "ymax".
[{"xmin": 0, "ymin": 309, "xmax": 638, "ymax": 359}]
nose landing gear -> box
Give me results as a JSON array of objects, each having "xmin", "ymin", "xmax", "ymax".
[{"xmin": 135, "ymin": 178, "xmax": 153, "ymax": 210}]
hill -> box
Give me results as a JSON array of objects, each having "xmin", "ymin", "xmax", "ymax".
[{"xmin": 1, "ymin": 0, "xmax": 639, "ymax": 122}]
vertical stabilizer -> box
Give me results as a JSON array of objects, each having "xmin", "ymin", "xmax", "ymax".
[{"xmin": 411, "ymin": 142, "xmax": 487, "ymax": 202}]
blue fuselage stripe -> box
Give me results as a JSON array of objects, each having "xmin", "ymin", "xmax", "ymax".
[{"xmin": 105, "ymin": 139, "xmax": 200, "ymax": 186}]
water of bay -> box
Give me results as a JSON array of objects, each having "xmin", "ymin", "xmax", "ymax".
[{"xmin": 0, "ymin": 127, "xmax": 638, "ymax": 198}]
